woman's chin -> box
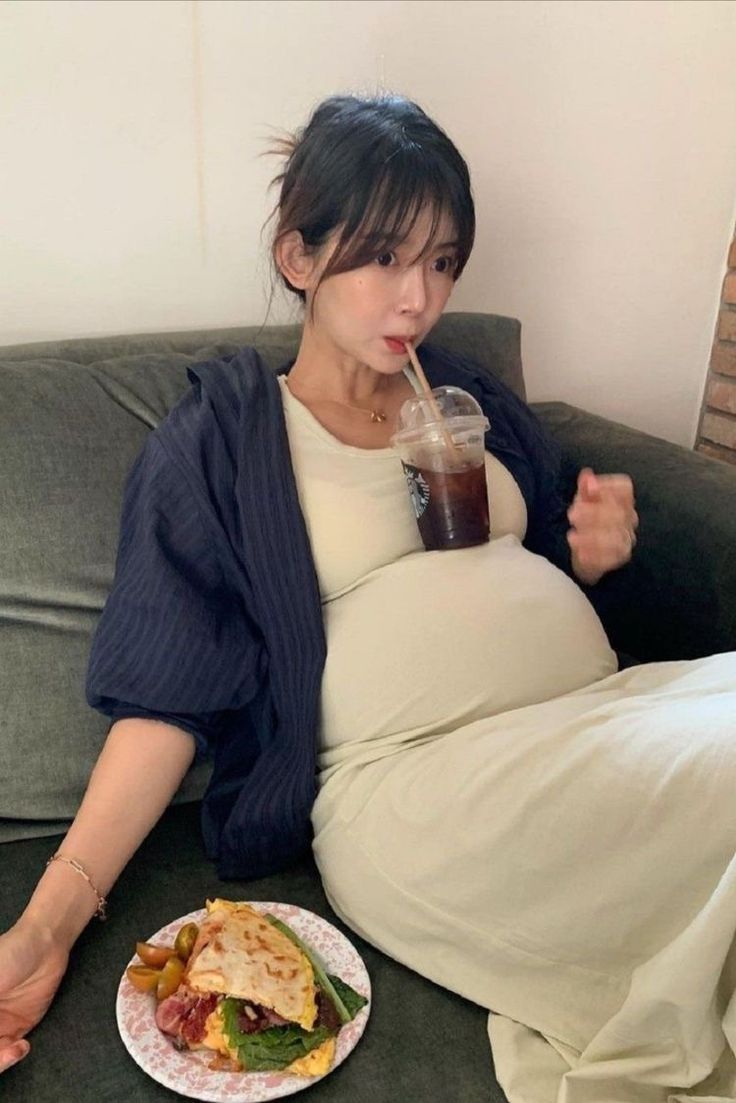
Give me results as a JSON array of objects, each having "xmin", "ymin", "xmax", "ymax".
[{"xmin": 346, "ymin": 351, "xmax": 407, "ymax": 375}]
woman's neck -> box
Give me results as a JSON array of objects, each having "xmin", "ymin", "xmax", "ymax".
[
  {"xmin": 283, "ymin": 325, "xmax": 415, "ymax": 450},
  {"xmin": 287, "ymin": 323, "xmax": 395, "ymax": 404}
]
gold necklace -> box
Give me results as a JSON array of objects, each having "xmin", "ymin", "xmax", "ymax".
[
  {"xmin": 285, "ymin": 380, "xmax": 387, "ymax": 423},
  {"xmin": 321, "ymin": 397, "xmax": 387, "ymax": 423}
]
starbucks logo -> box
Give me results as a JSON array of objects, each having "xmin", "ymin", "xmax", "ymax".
[{"xmin": 403, "ymin": 463, "xmax": 430, "ymax": 518}]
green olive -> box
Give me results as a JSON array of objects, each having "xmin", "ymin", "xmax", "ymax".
[{"xmin": 174, "ymin": 921, "xmax": 199, "ymax": 962}]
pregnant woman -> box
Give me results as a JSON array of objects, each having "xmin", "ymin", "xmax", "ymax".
[{"xmin": 1, "ymin": 93, "xmax": 735, "ymax": 1103}]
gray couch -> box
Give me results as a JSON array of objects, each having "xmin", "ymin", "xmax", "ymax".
[{"xmin": 2, "ymin": 312, "xmax": 735, "ymax": 1102}]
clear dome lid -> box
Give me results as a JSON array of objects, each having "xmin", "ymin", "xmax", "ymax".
[{"xmin": 393, "ymin": 385, "xmax": 489, "ymax": 441}]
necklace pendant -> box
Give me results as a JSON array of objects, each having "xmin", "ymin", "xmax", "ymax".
[{"xmin": 370, "ymin": 410, "xmax": 387, "ymax": 423}]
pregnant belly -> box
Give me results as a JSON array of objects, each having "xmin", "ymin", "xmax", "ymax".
[{"xmin": 319, "ymin": 535, "xmax": 617, "ymax": 752}]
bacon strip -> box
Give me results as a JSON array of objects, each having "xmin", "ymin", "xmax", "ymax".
[{"xmin": 155, "ymin": 990, "xmax": 218, "ymax": 1045}]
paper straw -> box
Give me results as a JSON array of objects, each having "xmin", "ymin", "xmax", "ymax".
[
  {"xmin": 403, "ymin": 365, "xmax": 424, "ymax": 395},
  {"xmin": 404, "ymin": 341, "xmax": 460, "ymax": 460}
]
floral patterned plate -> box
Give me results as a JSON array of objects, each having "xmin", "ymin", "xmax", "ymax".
[{"xmin": 116, "ymin": 901, "xmax": 371, "ymax": 1102}]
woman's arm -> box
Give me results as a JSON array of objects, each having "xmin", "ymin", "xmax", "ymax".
[
  {"xmin": 23, "ymin": 717, "xmax": 196, "ymax": 945},
  {"xmin": 0, "ymin": 718, "xmax": 195, "ymax": 1073}
]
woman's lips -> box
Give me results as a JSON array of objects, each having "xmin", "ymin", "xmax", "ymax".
[{"xmin": 384, "ymin": 337, "xmax": 411, "ymax": 353}]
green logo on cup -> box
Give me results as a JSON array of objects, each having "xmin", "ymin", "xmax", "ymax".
[{"xmin": 403, "ymin": 463, "xmax": 430, "ymax": 518}]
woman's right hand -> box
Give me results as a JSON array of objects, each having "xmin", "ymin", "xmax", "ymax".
[{"xmin": 0, "ymin": 917, "xmax": 69, "ymax": 1073}]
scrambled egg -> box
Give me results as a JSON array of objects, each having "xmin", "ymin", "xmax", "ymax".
[
  {"xmin": 288, "ymin": 1037, "xmax": 336, "ymax": 1077},
  {"xmin": 205, "ymin": 897, "xmax": 238, "ymax": 915},
  {"xmin": 202, "ymin": 1007, "xmax": 237, "ymax": 1060}
]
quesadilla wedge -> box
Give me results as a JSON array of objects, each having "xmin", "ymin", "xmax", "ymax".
[
  {"xmin": 185, "ymin": 899, "xmax": 318, "ymax": 1030},
  {"xmin": 144, "ymin": 899, "xmax": 368, "ymax": 1076}
]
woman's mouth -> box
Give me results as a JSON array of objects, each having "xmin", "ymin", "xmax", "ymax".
[{"xmin": 384, "ymin": 336, "xmax": 412, "ymax": 354}]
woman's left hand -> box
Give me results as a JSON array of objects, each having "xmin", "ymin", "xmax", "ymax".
[{"xmin": 567, "ymin": 467, "xmax": 638, "ymax": 586}]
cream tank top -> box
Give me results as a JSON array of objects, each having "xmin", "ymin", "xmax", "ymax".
[{"xmin": 278, "ymin": 378, "xmax": 617, "ymax": 774}]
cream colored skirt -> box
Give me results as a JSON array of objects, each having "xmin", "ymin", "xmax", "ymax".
[{"xmin": 312, "ymin": 654, "xmax": 736, "ymax": 1103}]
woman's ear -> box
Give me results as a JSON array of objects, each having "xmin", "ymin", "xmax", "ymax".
[{"xmin": 275, "ymin": 231, "xmax": 317, "ymax": 292}]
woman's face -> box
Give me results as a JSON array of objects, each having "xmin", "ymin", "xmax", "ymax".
[{"xmin": 307, "ymin": 206, "xmax": 460, "ymax": 374}]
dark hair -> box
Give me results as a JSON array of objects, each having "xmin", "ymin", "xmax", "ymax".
[{"xmin": 268, "ymin": 93, "xmax": 475, "ymax": 304}]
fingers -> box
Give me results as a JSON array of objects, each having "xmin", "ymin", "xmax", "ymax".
[
  {"xmin": 600, "ymin": 474, "xmax": 635, "ymax": 510},
  {"xmin": 576, "ymin": 469, "xmax": 634, "ymax": 506},
  {"xmin": 568, "ymin": 496, "xmax": 637, "ymax": 535},
  {"xmin": 576, "ymin": 468, "xmax": 600, "ymax": 503},
  {"xmin": 0, "ymin": 1037, "xmax": 30, "ymax": 1073},
  {"xmin": 569, "ymin": 472, "xmax": 637, "ymax": 531},
  {"xmin": 569, "ymin": 469, "xmax": 637, "ymax": 581},
  {"xmin": 568, "ymin": 524, "xmax": 636, "ymax": 567}
]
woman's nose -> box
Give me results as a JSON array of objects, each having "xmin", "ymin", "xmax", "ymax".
[{"xmin": 397, "ymin": 265, "xmax": 427, "ymax": 314}]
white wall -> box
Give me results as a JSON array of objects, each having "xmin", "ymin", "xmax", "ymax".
[{"xmin": 2, "ymin": 0, "xmax": 736, "ymax": 445}]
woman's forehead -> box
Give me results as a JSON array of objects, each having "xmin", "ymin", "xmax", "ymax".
[
  {"xmin": 360, "ymin": 204, "xmax": 456, "ymax": 258},
  {"xmin": 399, "ymin": 205, "xmax": 456, "ymax": 246}
]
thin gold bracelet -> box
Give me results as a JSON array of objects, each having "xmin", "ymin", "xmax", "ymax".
[{"xmin": 46, "ymin": 854, "xmax": 108, "ymax": 920}]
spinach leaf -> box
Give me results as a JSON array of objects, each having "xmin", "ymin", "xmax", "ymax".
[
  {"xmin": 220, "ymin": 998, "xmax": 333, "ymax": 1073},
  {"xmin": 328, "ymin": 974, "xmax": 368, "ymax": 1019}
]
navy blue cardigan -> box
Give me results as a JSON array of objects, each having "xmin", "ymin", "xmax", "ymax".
[{"xmin": 87, "ymin": 344, "xmax": 582, "ymax": 879}]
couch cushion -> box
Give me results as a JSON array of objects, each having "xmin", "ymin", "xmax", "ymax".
[
  {"xmin": 0, "ymin": 313, "xmax": 522, "ymax": 841},
  {"xmin": 0, "ymin": 353, "xmax": 211, "ymax": 839}
]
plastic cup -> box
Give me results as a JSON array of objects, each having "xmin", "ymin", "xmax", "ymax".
[{"xmin": 391, "ymin": 386, "xmax": 490, "ymax": 551}]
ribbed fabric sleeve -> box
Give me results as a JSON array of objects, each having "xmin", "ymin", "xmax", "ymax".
[
  {"xmin": 86, "ymin": 432, "xmax": 263, "ymax": 750},
  {"xmin": 86, "ymin": 349, "xmax": 326, "ymax": 880}
]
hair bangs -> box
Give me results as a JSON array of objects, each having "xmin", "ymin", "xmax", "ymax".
[{"xmin": 323, "ymin": 145, "xmax": 470, "ymax": 283}]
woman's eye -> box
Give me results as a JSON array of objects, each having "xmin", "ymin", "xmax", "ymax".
[
  {"xmin": 433, "ymin": 255, "xmax": 456, "ymax": 274},
  {"xmin": 375, "ymin": 252, "xmax": 395, "ymax": 268}
]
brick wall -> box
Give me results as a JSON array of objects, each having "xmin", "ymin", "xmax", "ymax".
[{"xmin": 696, "ymin": 232, "xmax": 736, "ymax": 464}]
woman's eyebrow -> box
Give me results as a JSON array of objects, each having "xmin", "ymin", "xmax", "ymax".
[
  {"xmin": 405, "ymin": 237, "xmax": 460, "ymax": 261},
  {"xmin": 409, "ymin": 239, "xmax": 459, "ymax": 255}
]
